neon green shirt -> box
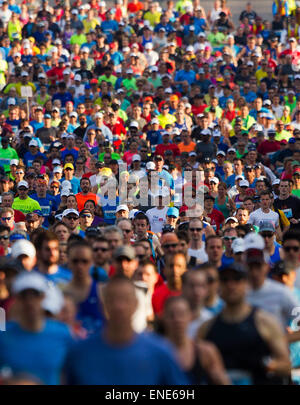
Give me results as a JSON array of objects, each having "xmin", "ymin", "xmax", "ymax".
[
  {"xmin": 12, "ymin": 197, "xmax": 41, "ymax": 214},
  {"xmin": 98, "ymin": 152, "xmax": 121, "ymax": 162},
  {"xmin": 0, "ymin": 147, "xmax": 19, "ymax": 172},
  {"xmin": 98, "ymin": 74, "xmax": 117, "ymax": 87},
  {"xmin": 70, "ymin": 34, "xmax": 87, "ymax": 46},
  {"xmin": 122, "ymin": 78, "xmax": 137, "ymax": 95}
]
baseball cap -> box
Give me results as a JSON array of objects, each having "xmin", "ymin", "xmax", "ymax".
[
  {"xmin": 8, "ymin": 98, "xmax": 16, "ymax": 106},
  {"xmin": 209, "ymin": 176, "xmax": 219, "ymax": 184},
  {"xmin": 129, "ymin": 121, "xmax": 139, "ymax": 128},
  {"xmin": 10, "ymin": 159, "xmax": 19, "ymax": 166},
  {"xmin": 167, "ymin": 207, "xmax": 179, "ymax": 218},
  {"xmin": 146, "ymin": 162, "xmax": 156, "ymax": 170},
  {"xmin": 62, "ymin": 208, "xmax": 79, "ymax": 218},
  {"xmin": 220, "ymin": 262, "xmax": 247, "ymax": 276},
  {"xmin": 29, "ymin": 140, "xmax": 38, "ymax": 147},
  {"xmin": 53, "ymin": 166, "xmax": 63, "ymax": 174},
  {"xmin": 64, "ymin": 163, "xmax": 74, "ymax": 170},
  {"xmin": 74, "ymin": 74, "xmax": 82, "ymax": 81},
  {"xmin": 114, "ymin": 245, "xmax": 136, "ymax": 260},
  {"xmin": 42, "ymin": 283, "xmax": 64, "ymax": 316},
  {"xmin": 11, "ymin": 240, "xmax": 36, "ymax": 259},
  {"xmin": 216, "ymin": 150, "xmax": 226, "ymax": 157},
  {"xmin": 12, "ymin": 271, "xmax": 48, "ymax": 295},
  {"xmin": 116, "ymin": 205, "xmax": 129, "ymax": 213},
  {"xmin": 132, "ymin": 154, "xmax": 141, "ymax": 162},
  {"xmin": 239, "ymin": 180, "xmax": 249, "ymax": 187},
  {"xmin": 17, "ymin": 180, "xmax": 29, "ymax": 189},
  {"xmin": 232, "ymin": 238, "xmax": 245, "ymax": 254},
  {"xmin": 244, "ymin": 232, "xmax": 265, "ymax": 251},
  {"xmin": 225, "ymin": 216, "xmax": 238, "ymax": 224},
  {"xmin": 25, "ymin": 212, "xmax": 39, "ymax": 221},
  {"xmin": 259, "ymin": 221, "xmax": 275, "ymax": 233}
]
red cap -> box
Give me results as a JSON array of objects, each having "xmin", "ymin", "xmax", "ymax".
[
  {"xmin": 90, "ymin": 78, "xmax": 98, "ymax": 84},
  {"xmin": 293, "ymin": 167, "xmax": 300, "ymax": 174},
  {"xmin": 73, "ymin": 55, "xmax": 80, "ymax": 61},
  {"xmin": 179, "ymin": 205, "xmax": 188, "ymax": 214}
]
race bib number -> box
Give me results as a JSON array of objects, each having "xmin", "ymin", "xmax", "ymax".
[{"xmin": 282, "ymin": 208, "xmax": 292, "ymax": 219}]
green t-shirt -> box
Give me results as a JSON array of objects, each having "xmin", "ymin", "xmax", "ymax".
[
  {"xmin": 12, "ymin": 197, "xmax": 41, "ymax": 214},
  {"xmin": 0, "ymin": 147, "xmax": 19, "ymax": 172},
  {"xmin": 207, "ymin": 32, "xmax": 225, "ymax": 47},
  {"xmin": 122, "ymin": 78, "xmax": 137, "ymax": 95},
  {"xmin": 98, "ymin": 75, "xmax": 117, "ymax": 86},
  {"xmin": 98, "ymin": 152, "xmax": 121, "ymax": 162},
  {"xmin": 70, "ymin": 34, "xmax": 87, "ymax": 46},
  {"xmin": 292, "ymin": 189, "xmax": 300, "ymax": 198}
]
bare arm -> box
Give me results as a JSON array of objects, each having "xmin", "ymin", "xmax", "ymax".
[
  {"xmin": 197, "ymin": 341, "xmax": 231, "ymax": 385},
  {"xmin": 255, "ymin": 309, "xmax": 291, "ymax": 376}
]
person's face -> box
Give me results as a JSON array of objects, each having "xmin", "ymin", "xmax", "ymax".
[
  {"xmin": 243, "ymin": 199, "xmax": 254, "ymax": 213},
  {"xmin": 69, "ymin": 246, "xmax": 93, "ymax": 279},
  {"xmin": 204, "ymin": 198, "xmax": 214, "ymax": 212},
  {"xmin": 55, "ymin": 225, "xmax": 70, "ymax": 242},
  {"xmin": 1, "ymin": 195, "xmax": 13, "ymax": 207},
  {"xmin": 223, "ymin": 230, "xmax": 237, "ymax": 251},
  {"xmin": 80, "ymin": 179, "xmax": 90, "ymax": 194},
  {"xmin": 163, "ymin": 299, "xmax": 191, "ymax": 336},
  {"xmin": 18, "ymin": 186, "xmax": 28, "ymax": 198},
  {"xmin": 0, "ymin": 230, "xmax": 9, "ymax": 250},
  {"xmin": 118, "ymin": 221, "xmax": 133, "ymax": 242},
  {"xmin": 63, "ymin": 214, "xmax": 79, "ymax": 231},
  {"xmin": 164, "ymin": 254, "xmax": 187, "ymax": 282},
  {"xmin": 92, "ymin": 240, "xmax": 111, "ymax": 265},
  {"xmin": 236, "ymin": 209, "xmax": 249, "ymax": 225},
  {"xmin": 106, "ymin": 231, "xmax": 122, "ymax": 251},
  {"xmin": 134, "ymin": 219, "xmax": 148, "ymax": 237},
  {"xmin": 182, "ymin": 272, "xmax": 208, "ymax": 308},
  {"xmin": 188, "ymin": 220, "xmax": 203, "ymax": 241},
  {"xmin": 79, "ymin": 212, "xmax": 93, "ymax": 228},
  {"xmin": 206, "ymin": 239, "xmax": 223, "ymax": 262},
  {"xmin": 103, "ymin": 281, "xmax": 137, "ymax": 325},
  {"xmin": 247, "ymin": 262, "xmax": 268, "ymax": 289},
  {"xmin": 219, "ymin": 270, "xmax": 248, "ymax": 305},
  {"xmin": 136, "ymin": 263, "xmax": 158, "ymax": 289},
  {"xmin": 279, "ymin": 181, "xmax": 290, "ymax": 196},
  {"xmin": 260, "ymin": 194, "xmax": 271, "ymax": 210},
  {"xmin": 17, "ymin": 289, "xmax": 44, "ymax": 321},
  {"xmin": 66, "ymin": 197, "xmax": 77, "ymax": 209},
  {"xmin": 40, "ymin": 240, "xmax": 59, "ymax": 266},
  {"xmin": 283, "ymin": 239, "xmax": 300, "ymax": 265}
]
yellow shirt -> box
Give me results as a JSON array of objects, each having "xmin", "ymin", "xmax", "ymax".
[
  {"xmin": 83, "ymin": 18, "xmax": 99, "ymax": 34},
  {"xmin": 158, "ymin": 113, "xmax": 176, "ymax": 128},
  {"xmin": 143, "ymin": 11, "xmax": 161, "ymax": 26},
  {"xmin": 256, "ymin": 69, "xmax": 268, "ymax": 83}
]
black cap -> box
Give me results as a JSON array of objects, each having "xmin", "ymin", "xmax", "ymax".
[
  {"xmin": 245, "ymin": 165, "xmax": 254, "ymax": 170},
  {"xmin": 220, "ymin": 262, "xmax": 248, "ymax": 276}
]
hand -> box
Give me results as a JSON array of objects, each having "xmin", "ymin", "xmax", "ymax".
[{"xmin": 290, "ymin": 218, "xmax": 299, "ymax": 224}]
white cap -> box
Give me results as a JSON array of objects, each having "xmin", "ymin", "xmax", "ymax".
[
  {"xmin": 52, "ymin": 159, "xmax": 61, "ymax": 165},
  {"xmin": 239, "ymin": 179, "xmax": 249, "ymax": 187},
  {"xmin": 126, "ymin": 68, "xmax": 133, "ymax": 74},
  {"xmin": 23, "ymin": 43, "xmax": 30, "ymax": 49},
  {"xmin": 129, "ymin": 121, "xmax": 139, "ymax": 128},
  {"xmin": 225, "ymin": 216, "xmax": 238, "ymax": 224},
  {"xmin": 236, "ymin": 175, "xmax": 244, "ymax": 181},
  {"xmin": 17, "ymin": 180, "xmax": 29, "ymax": 189},
  {"xmin": 71, "ymin": 9, "xmax": 78, "ymax": 14},
  {"xmin": 62, "ymin": 208, "xmax": 79, "ymax": 217},
  {"xmin": 150, "ymin": 66, "xmax": 158, "ymax": 72},
  {"xmin": 70, "ymin": 112, "xmax": 78, "ymax": 118},
  {"xmin": 272, "ymin": 178, "xmax": 280, "ymax": 185},
  {"xmin": 12, "ymin": 271, "xmax": 48, "ymax": 295},
  {"xmin": 201, "ymin": 129, "xmax": 211, "ymax": 136},
  {"xmin": 38, "ymin": 73, "xmax": 46, "ymax": 79},
  {"xmin": 61, "ymin": 189, "xmax": 70, "ymax": 197},
  {"xmin": 146, "ymin": 161, "xmax": 156, "ymax": 170},
  {"xmin": 81, "ymin": 47, "xmax": 89, "ymax": 53},
  {"xmin": 145, "ymin": 43, "xmax": 153, "ymax": 49},
  {"xmin": 42, "ymin": 283, "xmax": 64, "ymax": 315},
  {"xmin": 29, "ymin": 140, "xmax": 38, "ymax": 147},
  {"xmin": 53, "ymin": 166, "xmax": 63, "ymax": 174},
  {"xmin": 10, "ymin": 159, "xmax": 19, "ymax": 166},
  {"xmin": 63, "ymin": 69, "xmax": 71, "ymax": 75},
  {"xmin": 232, "ymin": 238, "xmax": 245, "ymax": 254},
  {"xmin": 186, "ymin": 45, "xmax": 194, "ymax": 52},
  {"xmin": 61, "ymin": 180, "xmax": 72, "ymax": 190},
  {"xmin": 11, "ymin": 240, "xmax": 36, "ymax": 259},
  {"xmin": 129, "ymin": 209, "xmax": 139, "ymax": 220},
  {"xmin": 116, "ymin": 204, "xmax": 129, "ymax": 213},
  {"xmin": 21, "ymin": 71, "xmax": 29, "ymax": 77},
  {"xmin": 165, "ymin": 87, "xmax": 173, "ymax": 94},
  {"xmin": 74, "ymin": 74, "xmax": 82, "ymax": 81},
  {"xmin": 247, "ymin": 61, "xmax": 254, "ymax": 66},
  {"xmin": 95, "ymin": 112, "xmax": 103, "ymax": 119},
  {"xmin": 151, "ymin": 118, "xmax": 159, "ymax": 124},
  {"xmin": 216, "ymin": 150, "xmax": 226, "ymax": 156},
  {"xmin": 227, "ymin": 147, "xmax": 236, "ymax": 153},
  {"xmin": 244, "ymin": 232, "xmax": 265, "ymax": 251},
  {"xmin": 8, "ymin": 98, "xmax": 16, "ymax": 105},
  {"xmin": 132, "ymin": 154, "xmax": 141, "ymax": 162},
  {"xmin": 209, "ymin": 176, "xmax": 219, "ymax": 184},
  {"xmin": 50, "ymin": 46, "xmax": 58, "ymax": 54}
]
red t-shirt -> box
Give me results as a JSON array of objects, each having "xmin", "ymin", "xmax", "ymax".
[
  {"xmin": 155, "ymin": 143, "xmax": 181, "ymax": 157},
  {"xmin": 152, "ymin": 283, "xmax": 181, "ymax": 316},
  {"xmin": 127, "ymin": 2, "xmax": 143, "ymax": 12},
  {"xmin": 191, "ymin": 104, "xmax": 207, "ymax": 116},
  {"xmin": 14, "ymin": 209, "xmax": 26, "ymax": 223},
  {"xmin": 257, "ymin": 140, "xmax": 281, "ymax": 155},
  {"xmin": 206, "ymin": 208, "xmax": 225, "ymax": 232}
]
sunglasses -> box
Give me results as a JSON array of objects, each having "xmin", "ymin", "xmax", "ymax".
[
  {"xmin": 207, "ymin": 275, "xmax": 218, "ymax": 284},
  {"xmin": 50, "ymin": 185, "xmax": 59, "ymax": 189},
  {"xmin": 66, "ymin": 216, "xmax": 78, "ymax": 220},
  {"xmin": 16, "ymin": 171, "xmax": 24, "ymax": 174},
  {"xmin": 162, "ymin": 243, "xmax": 178, "ymax": 249},
  {"xmin": 220, "ymin": 274, "xmax": 246, "ymax": 282},
  {"xmin": 80, "ymin": 214, "xmax": 92, "ymax": 218},
  {"xmin": 260, "ymin": 232, "xmax": 274, "ymax": 238},
  {"xmin": 93, "ymin": 247, "xmax": 109, "ymax": 252},
  {"xmin": 284, "ymin": 246, "xmax": 300, "ymax": 252},
  {"xmin": 137, "ymin": 254, "xmax": 145, "ymax": 260},
  {"xmin": 71, "ymin": 258, "xmax": 90, "ymax": 264},
  {"xmin": 189, "ymin": 228, "xmax": 202, "ymax": 232},
  {"xmin": 1, "ymin": 217, "xmax": 12, "ymax": 221},
  {"xmin": 122, "ymin": 229, "xmax": 132, "ymax": 233},
  {"xmin": 223, "ymin": 236, "xmax": 237, "ymax": 241},
  {"xmin": 0, "ymin": 235, "xmax": 9, "ymax": 240}
]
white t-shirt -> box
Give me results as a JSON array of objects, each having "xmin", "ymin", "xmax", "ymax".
[
  {"xmin": 187, "ymin": 308, "xmax": 213, "ymax": 338},
  {"xmin": 188, "ymin": 246, "xmax": 208, "ymax": 263},
  {"xmin": 129, "ymin": 168, "xmax": 146, "ymax": 180},
  {"xmin": 247, "ymin": 279, "xmax": 299, "ymax": 328},
  {"xmin": 248, "ymin": 208, "xmax": 279, "ymax": 228},
  {"xmin": 146, "ymin": 206, "xmax": 168, "ymax": 234}
]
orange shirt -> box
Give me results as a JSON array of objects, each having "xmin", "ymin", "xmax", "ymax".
[
  {"xmin": 178, "ymin": 142, "xmax": 196, "ymax": 153},
  {"xmin": 76, "ymin": 192, "xmax": 99, "ymax": 212}
]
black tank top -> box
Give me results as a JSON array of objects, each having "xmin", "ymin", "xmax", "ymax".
[
  {"xmin": 185, "ymin": 343, "xmax": 210, "ymax": 385},
  {"xmin": 206, "ymin": 307, "xmax": 273, "ymax": 385}
]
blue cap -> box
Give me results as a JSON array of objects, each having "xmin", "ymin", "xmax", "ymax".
[
  {"xmin": 44, "ymin": 113, "xmax": 51, "ymax": 119},
  {"xmin": 259, "ymin": 220, "xmax": 275, "ymax": 233},
  {"xmin": 167, "ymin": 207, "xmax": 179, "ymax": 218},
  {"xmin": 289, "ymin": 137, "xmax": 296, "ymax": 144},
  {"xmin": 85, "ymin": 84, "xmax": 91, "ymax": 90},
  {"xmin": 10, "ymin": 233, "xmax": 26, "ymax": 241},
  {"xmin": 248, "ymin": 145, "xmax": 257, "ymax": 151},
  {"xmin": 33, "ymin": 210, "xmax": 43, "ymax": 217}
]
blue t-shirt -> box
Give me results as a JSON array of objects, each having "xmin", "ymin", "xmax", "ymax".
[
  {"xmin": 34, "ymin": 265, "xmax": 72, "ymax": 284},
  {"xmin": 100, "ymin": 195, "xmax": 119, "ymax": 224},
  {"xmin": 30, "ymin": 193, "xmax": 58, "ymax": 227},
  {"xmin": 0, "ymin": 320, "xmax": 73, "ymax": 385},
  {"xmin": 23, "ymin": 151, "xmax": 46, "ymax": 167},
  {"xmin": 60, "ymin": 177, "xmax": 81, "ymax": 194},
  {"xmin": 64, "ymin": 331, "xmax": 189, "ymax": 385}
]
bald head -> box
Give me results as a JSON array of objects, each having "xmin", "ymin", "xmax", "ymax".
[{"xmin": 161, "ymin": 232, "xmax": 179, "ymax": 255}]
